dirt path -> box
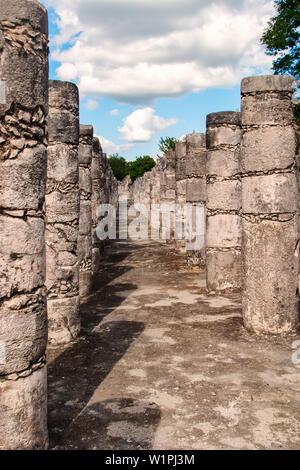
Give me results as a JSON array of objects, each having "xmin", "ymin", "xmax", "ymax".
[{"xmin": 48, "ymin": 240, "xmax": 300, "ymax": 450}]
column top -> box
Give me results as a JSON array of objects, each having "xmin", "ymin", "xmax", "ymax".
[
  {"xmin": 175, "ymin": 141, "xmax": 186, "ymax": 157},
  {"xmin": 186, "ymin": 132, "xmax": 206, "ymax": 149},
  {"xmin": 80, "ymin": 124, "xmax": 94, "ymax": 137},
  {"xmin": 0, "ymin": 0, "xmax": 48, "ymax": 34},
  {"xmin": 49, "ymin": 80, "xmax": 79, "ymax": 111},
  {"xmin": 92, "ymin": 137, "xmax": 102, "ymax": 154},
  {"xmin": 241, "ymin": 75, "xmax": 295, "ymax": 94},
  {"xmin": 206, "ymin": 111, "xmax": 241, "ymax": 127}
]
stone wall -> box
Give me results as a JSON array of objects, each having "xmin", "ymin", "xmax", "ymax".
[{"xmin": 0, "ymin": 0, "xmax": 49, "ymax": 450}]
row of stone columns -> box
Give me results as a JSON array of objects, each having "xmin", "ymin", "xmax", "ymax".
[
  {"xmin": 205, "ymin": 76, "xmax": 299, "ymax": 336},
  {"xmin": 0, "ymin": 1, "xmax": 299, "ymax": 451},
  {"xmin": 0, "ymin": 0, "xmax": 119, "ymax": 447}
]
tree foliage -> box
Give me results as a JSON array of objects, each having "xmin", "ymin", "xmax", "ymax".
[
  {"xmin": 261, "ymin": 0, "xmax": 299, "ymax": 78},
  {"xmin": 261, "ymin": 0, "xmax": 300, "ymax": 124},
  {"xmin": 158, "ymin": 136, "xmax": 180, "ymax": 154},
  {"xmin": 125, "ymin": 155, "xmax": 156, "ymax": 183},
  {"xmin": 108, "ymin": 154, "xmax": 156, "ymax": 183},
  {"xmin": 108, "ymin": 154, "xmax": 127, "ymax": 181}
]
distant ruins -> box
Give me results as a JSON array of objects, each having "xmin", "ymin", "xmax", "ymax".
[{"xmin": 0, "ymin": 0, "xmax": 299, "ymax": 450}]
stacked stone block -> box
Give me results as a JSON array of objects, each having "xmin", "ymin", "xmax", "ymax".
[
  {"xmin": 46, "ymin": 80, "xmax": 80, "ymax": 345},
  {"xmin": 78, "ymin": 125, "xmax": 93, "ymax": 298},
  {"xmin": 175, "ymin": 141, "xmax": 187, "ymax": 251},
  {"xmin": 150, "ymin": 158, "xmax": 163, "ymax": 239},
  {"xmin": 0, "ymin": 0, "xmax": 48, "ymax": 449},
  {"xmin": 241, "ymin": 75, "xmax": 298, "ymax": 334},
  {"xmin": 160, "ymin": 151, "xmax": 176, "ymax": 242},
  {"xmin": 206, "ymin": 112, "xmax": 242, "ymax": 292},
  {"xmin": 185, "ymin": 133, "xmax": 207, "ymax": 267}
]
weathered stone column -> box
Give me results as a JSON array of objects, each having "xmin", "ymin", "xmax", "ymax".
[
  {"xmin": 46, "ymin": 81, "xmax": 80, "ymax": 345},
  {"xmin": 206, "ymin": 112, "xmax": 242, "ymax": 292},
  {"xmin": 0, "ymin": 0, "xmax": 48, "ymax": 449},
  {"xmin": 185, "ymin": 133, "xmax": 207, "ymax": 266},
  {"xmin": 150, "ymin": 160, "xmax": 163, "ymax": 238},
  {"xmin": 91, "ymin": 137, "xmax": 103, "ymax": 274},
  {"xmin": 175, "ymin": 141, "xmax": 187, "ymax": 251},
  {"xmin": 78, "ymin": 125, "xmax": 93, "ymax": 298},
  {"xmin": 160, "ymin": 151, "xmax": 176, "ymax": 242},
  {"xmin": 241, "ymin": 75, "xmax": 298, "ymax": 334}
]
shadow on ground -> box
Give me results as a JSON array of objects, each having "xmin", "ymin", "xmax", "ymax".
[{"xmin": 47, "ymin": 241, "xmax": 161, "ymax": 449}]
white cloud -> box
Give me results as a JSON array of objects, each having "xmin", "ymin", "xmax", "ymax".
[
  {"xmin": 47, "ymin": 0, "xmax": 275, "ymax": 104},
  {"xmin": 98, "ymin": 135, "xmax": 134, "ymax": 156},
  {"xmin": 84, "ymin": 98, "xmax": 99, "ymax": 110},
  {"xmin": 56, "ymin": 62, "xmax": 78, "ymax": 81},
  {"xmin": 109, "ymin": 109, "xmax": 120, "ymax": 116},
  {"xmin": 118, "ymin": 108, "xmax": 177, "ymax": 143}
]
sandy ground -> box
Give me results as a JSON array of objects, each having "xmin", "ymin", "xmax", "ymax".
[{"xmin": 48, "ymin": 240, "xmax": 300, "ymax": 450}]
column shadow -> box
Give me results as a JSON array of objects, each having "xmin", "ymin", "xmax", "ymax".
[{"xmin": 48, "ymin": 240, "xmax": 161, "ymax": 450}]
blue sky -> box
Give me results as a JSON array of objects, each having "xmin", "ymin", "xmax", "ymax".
[{"xmin": 44, "ymin": 0, "xmax": 274, "ymax": 161}]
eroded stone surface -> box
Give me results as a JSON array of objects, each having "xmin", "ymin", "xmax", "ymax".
[
  {"xmin": 46, "ymin": 81, "xmax": 80, "ymax": 346},
  {"xmin": 206, "ymin": 112, "xmax": 242, "ymax": 292},
  {"xmin": 241, "ymin": 75, "xmax": 298, "ymax": 334},
  {"xmin": 0, "ymin": 0, "xmax": 48, "ymax": 450},
  {"xmin": 47, "ymin": 240, "xmax": 300, "ymax": 450}
]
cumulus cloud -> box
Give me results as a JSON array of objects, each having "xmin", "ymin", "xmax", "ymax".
[
  {"xmin": 46, "ymin": 0, "xmax": 275, "ymax": 104},
  {"xmin": 98, "ymin": 135, "xmax": 134, "ymax": 156},
  {"xmin": 56, "ymin": 62, "xmax": 78, "ymax": 81},
  {"xmin": 118, "ymin": 108, "xmax": 177, "ymax": 143}
]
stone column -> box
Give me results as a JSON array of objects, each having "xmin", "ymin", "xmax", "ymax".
[
  {"xmin": 78, "ymin": 125, "xmax": 93, "ymax": 298},
  {"xmin": 185, "ymin": 133, "xmax": 207, "ymax": 267},
  {"xmin": 0, "ymin": 0, "xmax": 48, "ymax": 449},
  {"xmin": 150, "ymin": 160, "xmax": 163, "ymax": 239},
  {"xmin": 160, "ymin": 151, "xmax": 176, "ymax": 242},
  {"xmin": 91, "ymin": 136, "xmax": 103, "ymax": 274},
  {"xmin": 46, "ymin": 81, "xmax": 80, "ymax": 345},
  {"xmin": 175, "ymin": 141, "xmax": 187, "ymax": 251},
  {"xmin": 241, "ymin": 75, "xmax": 298, "ymax": 334},
  {"xmin": 206, "ymin": 112, "xmax": 242, "ymax": 292}
]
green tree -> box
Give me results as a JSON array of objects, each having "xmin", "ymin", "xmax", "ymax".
[
  {"xmin": 108, "ymin": 153, "xmax": 127, "ymax": 181},
  {"xmin": 260, "ymin": 0, "xmax": 300, "ymax": 124},
  {"xmin": 158, "ymin": 136, "xmax": 180, "ymax": 154},
  {"xmin": 125, "ymin": 155, "xmax": 156, "ymax": 183}
]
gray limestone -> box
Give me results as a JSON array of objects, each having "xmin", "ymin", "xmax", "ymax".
[
  {"xmin": 0, "ymin": 0, "xmax": 48, "ymax": 450},
  {"xmin": 241, "ymin": 75, "xmax": 298, "ymax": 334},
  {"xmin": 206, "ymin": 111, "xmax": 242, "ymax": 293},
  {"xmin": 78, "ymin": 125, "xmax": 93, "ymax": 298},
  {"xmin": 46, "ymin": 80, "xmax": 80, "ymax": 345}
]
